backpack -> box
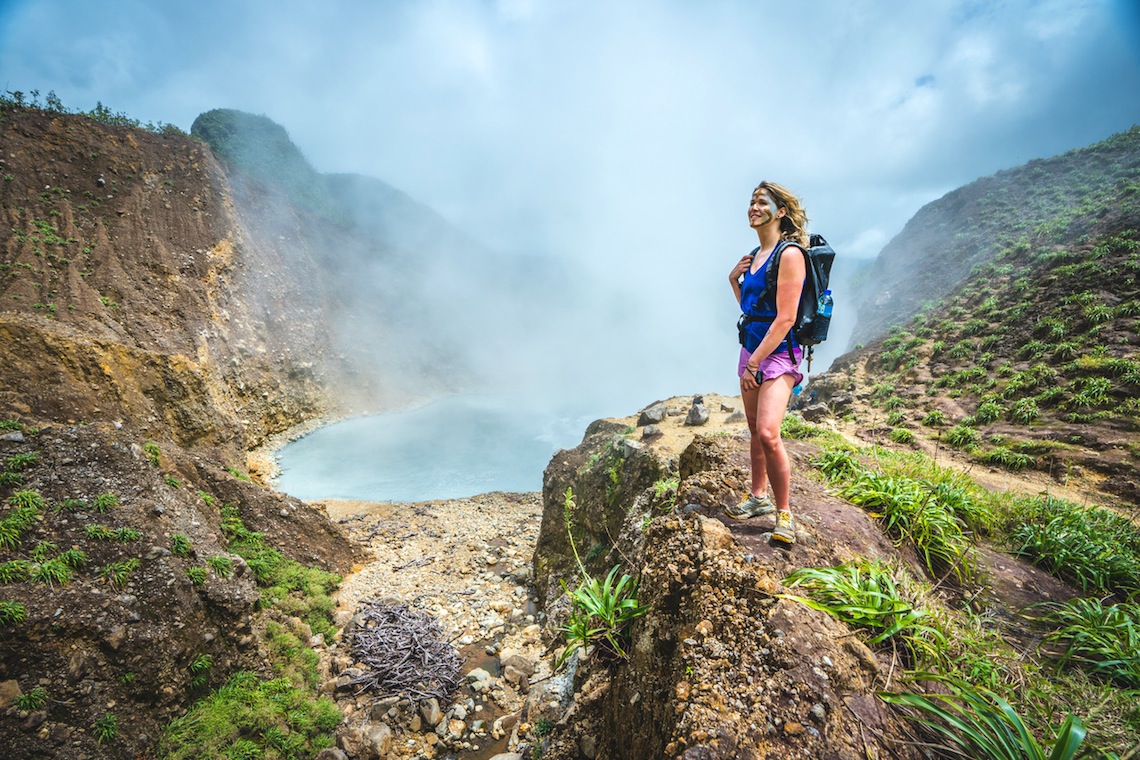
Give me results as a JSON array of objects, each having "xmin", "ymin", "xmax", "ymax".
[{"xmin": 736, "ymin": 233, "xmax": 836, "ymax": 371}]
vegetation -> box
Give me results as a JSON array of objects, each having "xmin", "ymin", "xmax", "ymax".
[
  {"xmin": 1042, "ymin": 598, "xmax": 1140, "ymax": 687},
  {"xmin": 218, "ymin": 502, "xmax": 340, "ymax": 637},
  {"xmin": 0, "ymin": 89, "xmax": 185, "ymax": 134},
  {"xmin": 557, "ymin": 488, "xmax": 646, "ymax": 666},
  {"xmin": 880, "ymin": 675, "xmax": 1087, "ymax": 760},
  {"xmin": 784, "ymin": 561, "xmax": 946, "ymax": 665},
  {"xmin": 14, "ymin": 686, "xmax": 48, "ymax": 712},
  {"xmin": 159, "ymin": 672, "xmax": 340, "ymax": 759}
]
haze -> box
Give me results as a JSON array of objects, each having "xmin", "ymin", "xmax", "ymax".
[{"xmin": 3, "ymin": 0, "xmax": 1140, "ymax": 408}]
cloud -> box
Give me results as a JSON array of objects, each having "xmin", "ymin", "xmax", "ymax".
[{"xmin": 2, "ymin": 0, "xmax": 1139, "ymax": 400}]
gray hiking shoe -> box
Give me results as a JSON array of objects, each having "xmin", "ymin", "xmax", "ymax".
[
  {"xmin": 772, "ymin": 510, "xmax": 796, "ymax": 545},
  {"xmin": 726, "ymin": 493, "xmax": 776, "ymax": 520}
]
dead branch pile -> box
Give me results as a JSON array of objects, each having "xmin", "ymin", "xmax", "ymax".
[{"xmin": 346, "ymin": 598, "xmax": 462, "ymax": 704}]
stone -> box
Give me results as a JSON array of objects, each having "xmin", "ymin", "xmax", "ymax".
[
  {"xmin": 420, "ymin": 697, "xmax": 443, "ymax": 726},
  {"xmin": 784, "ymin": 721, "xmax": 806, "ymax": 736},
  {"xmin": 500, "ymin": 652, "xmax": 536, "ymax": 677},
  {"xmin": 801, "ymin": 403, "xmax": 831, "ymax": 422},
  {"xmin": 580, "ymin": 734, "xmax": 599, "ymax": 759},
  {"xmin": 503, "ymin": 664, "xmax": 524, "ymax": 686},
  {"xmin": 0, "ymin": 430, "xmax": 25, "ymax": 442},
  {"xmin": 637, "ymin": 404, "xmax": 668, "ymax": 426},
  {"xmin": 685, "ymin": 404, "xmax": 710, "ymax": 426},
  {"xmin": 0, "ymin": 680, "xmax": 20, "ymax": 709},
  {"xmin": 620, "ymin": 438, "xmax": 644, "ymax": 458},
  {"xmin": 488, "ymin": 754, "xmax": 523, "ymax": 760},
  {"xmin": 724, "ymin": 410, "xmax": 746, "ymax": 424},
  {"xmin": 641, "ymin": 424, "xmax": 663, "ymax": 439},
  {"xmin": 337, "ymin": 727, "xmax": 366, "ymax": 756},
  {"xmin": 315, "ymin": 750, "xmax": 349, "ymax": 760},
  {"xmin": 368, "ymin": 723, "xmax": 393, "ymax": 755}
]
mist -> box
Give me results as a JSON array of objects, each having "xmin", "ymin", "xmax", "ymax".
[{"xmin": 4, "ymin": 0, "xmax": 1140, "ymax": 415}]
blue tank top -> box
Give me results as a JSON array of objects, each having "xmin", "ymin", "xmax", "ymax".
[{"xmin": 739, "ymin": 243, "xmax": 804, "ymax": 354}]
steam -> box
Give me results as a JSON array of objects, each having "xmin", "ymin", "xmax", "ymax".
[{"xmin": 3, "ymin": 0, "xmax": 1139, "ymax": 408}]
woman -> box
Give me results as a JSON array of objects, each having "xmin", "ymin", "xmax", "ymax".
[{"xmin": 725, "ymin": 181, "xmax": 808, "ymax": 546}]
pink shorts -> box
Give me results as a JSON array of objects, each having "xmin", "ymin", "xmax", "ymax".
[{"xmin": 738, "ymin": 345, "xmax": 804, "ymax": 386}]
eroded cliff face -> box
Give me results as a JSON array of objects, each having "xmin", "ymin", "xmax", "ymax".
[
  {"xmin": 529, "ymin": 398, "xmax": 917, "ymax": 760},
  {"xmin": 0, "ymin": 107, "xmax": 361, "ymax": 758},
  {"xmin": 0, "ymin": 108, "xmax": 349, "ymax": 457}
]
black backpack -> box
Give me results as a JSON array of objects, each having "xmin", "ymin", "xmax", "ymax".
[{"xmin": 736, "ymin": 233, "xmax": 836, "ymax": 370}]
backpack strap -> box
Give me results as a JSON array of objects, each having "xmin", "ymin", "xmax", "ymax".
[{"xmin": 739, "ymin": 239, "xmax": 802, "ymax": 363}]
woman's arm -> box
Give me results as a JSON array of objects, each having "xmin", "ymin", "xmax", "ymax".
[{"xmin": 742, "ymin": 245, "xmax": 806, "ymax": 381}]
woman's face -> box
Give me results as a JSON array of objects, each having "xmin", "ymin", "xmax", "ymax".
[{"xmin": 748, "ymin": 189, "xmax": 782, "ymax": 228}]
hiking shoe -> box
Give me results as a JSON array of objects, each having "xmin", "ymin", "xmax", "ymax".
[
  {"xmin": 772, "ymin": 510, "xmax": 796, "ymax": 545},
  {"xmin": 726, "ymin": 493, "xmax": 776, "ymax": 520}
]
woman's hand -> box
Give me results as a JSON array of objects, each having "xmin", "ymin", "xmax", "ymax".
[
  {"xmin": 729, "ymin": 254, "xmax": 752, "ymax": 282},
  {"xmin": 740, "ymin": 363, "xmax": 760, "ymax": 391}
]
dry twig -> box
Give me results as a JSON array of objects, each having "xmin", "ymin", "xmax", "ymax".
[{"xmin": 346, "ymin": 599, "xmax": 462, "ymax": 705}]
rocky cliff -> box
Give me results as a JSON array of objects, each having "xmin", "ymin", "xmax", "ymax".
[{"xmin": 0, "ymin": 104, "xmax": 362, "ymax": 758}]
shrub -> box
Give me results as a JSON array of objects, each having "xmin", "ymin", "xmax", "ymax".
[
  {"xmin": 186, "ymin": 567, "xmax": 206, "ymax": 586},
  {"xmin": 1009, "ymin": 497, "xmax": 1140, "ymax": 593},
  {"xmin": 889, "ymin": 428, "xmax": 916, "ymax": 445},
  {"xmin": 880, "ymin": 675, "xmax": 1087, "ymax": 760},
  {"xmin": 14, "ymin": 686, "xmax": 48, "ymax": 712},
  {"xmin": 784, "ymin": 561, "xmax": 947, "ymax": 666},
  {"xmin": 1042, "ymin": 598, "xmax": 1140, "ymax": 688},
  {"xmin": 171, "ymin": 533, "xmax": 192, "ymax": 557},
  {"xmin": 945, "ymin": 425, "xmax": 979, "ymax": 449},
  {"xmin": 921, "ymin": 409, "xmax": 946, "ymax": 427},
  {"xmin": 978, "ymin": 447, "xmax": 1034, "ymax": 471},
  {"xmin": 142, "ymin": 441, "xmax": 160, "ymax": 466},
  {"xmin": 0, "ymin": 600, "xmax": 27, "ymax": 626},
  {"xmin": 1009, "ymin": 398, "xmax": 1040, "ymax": 423},
  {"xmin": 92, "ymin": 493, "xmax": 119, "ymax": 512}
]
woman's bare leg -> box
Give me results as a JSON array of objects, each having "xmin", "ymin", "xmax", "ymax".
[
  {"xmin": 741, "ymin": 378, "xmax": 768, "ymax": 497},
  {"xmin": 750, "ymin": 373, "xmax": 796, "ymax": 510}
]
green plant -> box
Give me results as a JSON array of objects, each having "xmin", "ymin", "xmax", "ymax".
[
  {"xmin": 835, "ymin": 470, "xmax": 978, "ymax": 583},
  {"xmin": 886, "ymin": 410, "xmax": 907, "ymax": 426},
  {"xmin": 784, "ymin": 562, "xmax": 947, "ymax": 665},
  {"xmin": 14, "ymin": 686, "xmax": 48, "ymax": 712},
  {"xmin": 31, "ymin": 540, "xmax": 58, "ymax": 562},
  {"xmin": 142, "ymin": 441, "xmax": 161, "ymax": 466},
  {"xmin": 889, "ymin": 428, "xmax": 916, "ymax": 444},
  {"xmin": 0, "ymin": 560, "xmax": 31, "ymax": 583},
  {"xmin": 85, "ymin": 525, "xmax": 141, "ymax": 542},
  {"xmin": 979, "ymin": 447, "xmax": 1035, "ymax": 471},
  {"xmin": 945, "ymin": 425, "xmax": 979, "ymax": 449},
  {"xmin": 0, "ymin": 600, "xmax": 27, "ymax": 626},
  {"xmin": 94, "ymin": 713, "xmax": 119, "ymax": 744},
  {"xmin": 1009, "ymin": 398, "xmax": 1040, "ymax": 423},
  {"xmin": 220, "ymin": 503, "xmax": 341, "ymax": 637},
  {"xmin": 189, "ymin": 654, "xmax": 214, "ymax": 691},
  {"xmin": 171, "ymin": 533, "xmax": 192, "ymax": 557},
  {"xmin": 29, "ymin": 558, "xmax": 72, "ymax": 586},
  {"xmin": 225, "ymin": 466, "xmax": 251, "ymax": 482},
  {"xmin": 92, "ymin": 492, "xmax": 119, "ymax": 512},
  {"xmin": 1009, "ymin": 497, "xmax": 1140, "ymax": 593},
  {"xmin": 535, "ymin": 717, "xmax": 554, "ymax": 737},
  {"xmin": 880, "ymin": 675, "xmax": 1087, "ymax": 760},
  {"xmin": 7, "ymin": 489, "xmax": 45, "ymax": 510},
  {"xmin": 208, "ymin": 555, "xmax": 234, "ymax": 578},
  {"xmin": 164, "ymin": 476, "xmax": 180, "ymax": 488},
  {"xmin": 186, "ymin": 566, "xmax": 207, "ymax": 586},
  {"xmin": 922, "ymin": 409, "xmax": 946, "ymax": 427},
  {"xmin": 1042, "ymin": 598, "xmax": 1140, "ymax": 687},
  {"xmin": 159, "ymin": 671, "xmax": 340, "ymax": 759},
  {"xmin": 100, "ymin": 558, "xmax": 140, "ymax": 588},
  {"xmin": 557, "ymin": 489, "xmax": 646, "ymax": 667}
]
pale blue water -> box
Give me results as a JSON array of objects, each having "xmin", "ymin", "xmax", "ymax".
[{"xmin": 275, "ymin": 395, "xmax": 602, "ymax": 502}]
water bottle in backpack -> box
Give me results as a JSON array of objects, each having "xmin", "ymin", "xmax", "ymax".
[{"xmin": 811, "ymin": 289, "xmax": 833, "ymax": 343}]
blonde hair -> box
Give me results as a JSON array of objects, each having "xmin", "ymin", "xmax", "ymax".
[{"xmin": 754, "ymin": 181, "xmax": 809, "ymax": 247}]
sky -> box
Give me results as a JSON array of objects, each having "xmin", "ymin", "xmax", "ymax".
[{"xmin": 3, "ymin": 0, "xmax": 1140, "ymax": 403}]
